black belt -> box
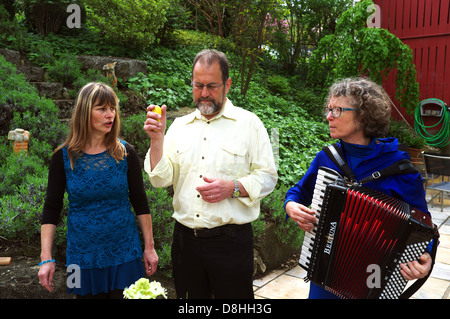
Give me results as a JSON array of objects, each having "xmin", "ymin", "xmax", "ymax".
[{"xmin": 175, "ymin": 221, "xmax": 249, "ymax": 238}]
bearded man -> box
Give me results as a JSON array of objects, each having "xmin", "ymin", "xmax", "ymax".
[{"xmin": 143, "ymin": 49, "xmax": 278, "ymax": 299}]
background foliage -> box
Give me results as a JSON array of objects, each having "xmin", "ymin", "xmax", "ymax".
[
  {"xmin": 307, "ymin": 0, "xmax": 420, "ymax": 114},
  {"xmin": 81, "ymin": 0, "xmax": 172, "ymax": 51},
  {"xmin": 0, "ymin": 0, "xmax": 422, "ymax": 275}
]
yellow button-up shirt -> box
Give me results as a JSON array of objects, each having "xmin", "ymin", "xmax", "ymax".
[{"xmin": 144, "ymin": 99, "xmax": 278, "ymax": 229}]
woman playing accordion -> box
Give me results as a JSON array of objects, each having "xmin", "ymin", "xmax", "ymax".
[{"xmin": 284, "ymin": 78, "xmax": 436, "ymax": 299}]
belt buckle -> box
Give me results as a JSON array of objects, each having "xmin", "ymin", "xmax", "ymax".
[{"xmin": 194, "ymin": 228, "xmax": 199, "ymax": 237}]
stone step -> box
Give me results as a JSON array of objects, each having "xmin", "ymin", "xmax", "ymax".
[
  {"xmin": 53, "ymin": 99, "xmax": 75, "ymax": 119},
  {"xmin": 31, "ymin": 82, "xmax": 67, "ymax": 100},
  {"xmin": 18, "ymin": 65, "xmax": 46, "ymax": 82}
]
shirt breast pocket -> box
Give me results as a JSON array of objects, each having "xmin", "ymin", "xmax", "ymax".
[
  {"xmin": 216, "ymin": 141, "xmax": 249, "ymax": 178},
  {"xmin": 174, "ymin": 144, "xmax": 194, "ymax": 176}
]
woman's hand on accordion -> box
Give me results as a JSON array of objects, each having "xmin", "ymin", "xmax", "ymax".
[
  {"xmin": 400, "ymin": 252, "xmax": 432, "ymax": 280},
  {"xmin": 285, "ymin": 201, "xmax": 316, "ymax": 232}
]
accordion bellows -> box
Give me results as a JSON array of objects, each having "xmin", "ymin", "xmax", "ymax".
[{"xmin": 299, "ymin": 167, "xmax": 438, "ymax": 299}]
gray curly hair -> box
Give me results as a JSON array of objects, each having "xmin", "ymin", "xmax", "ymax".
[{"xmin": 325, "ymin": 77, "xmax": 392, "ymax": 138}]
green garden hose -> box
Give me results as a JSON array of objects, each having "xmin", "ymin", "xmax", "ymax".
[{"xmin": 414, "ymin": 98, "xmax": 450, "ymax": 147}]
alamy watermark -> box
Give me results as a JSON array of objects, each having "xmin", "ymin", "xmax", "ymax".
[
  {"xmin": 367, "ymin": 4, "xmax": 381, "ymax": 28},
  {"xmin": 66, "ymin": 4, "xmax": 81, "ymax": 29},
  {"xmin": 366, "ymin": 264, "xmax": 381, "ymax": 289},
  {"xmin": 67, "ymin": 264, "xmax": 81, "ymax": 289}
]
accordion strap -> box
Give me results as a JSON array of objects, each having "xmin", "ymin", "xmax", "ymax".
[
  {"xmin": 322, "ymin": 143, "xmax": 419, "ymax": 185},
  {"xmin": 323, "ymin": 144, "xmax": 356, "ymax": 183}
]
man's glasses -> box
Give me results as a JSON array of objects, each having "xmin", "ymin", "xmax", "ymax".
[
  {"xmin": 192, "ymin": 82, "xmax": 224, "ymax": 91},
  {"xmin": 324, "ymin": 106, "xmax": 360, "ymax": 118}
]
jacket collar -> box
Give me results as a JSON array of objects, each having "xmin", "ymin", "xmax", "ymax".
[{"xmin": 339, "ymin": 137, "xmax": 399, "ymax": 161}]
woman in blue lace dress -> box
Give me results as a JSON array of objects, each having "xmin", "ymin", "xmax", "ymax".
[{"xmin": 38, "ymin": 82, "xmax": 159, "ymax": 299}]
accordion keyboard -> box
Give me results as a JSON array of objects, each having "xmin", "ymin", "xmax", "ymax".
[{"xmin": 299, "ymin": 167, "xmax": 341, "ymax": 271}]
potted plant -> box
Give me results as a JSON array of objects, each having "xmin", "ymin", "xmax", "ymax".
[
  {"xmin": 388, "ymin": 119, "xmax": 426, "ymax": 158},
  {"xmin": 403, "ymin": 133, "xmax": 426, "ymax": 158}
]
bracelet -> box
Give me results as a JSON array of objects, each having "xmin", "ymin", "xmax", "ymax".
[{"xmin": 39, "ymin": 259, "xmax": 55, "ymax": 267}]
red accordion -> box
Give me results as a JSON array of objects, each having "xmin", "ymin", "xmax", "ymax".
[{"xmin": 299, "ymin": 167, "xmax": 439, "ymax": 299}]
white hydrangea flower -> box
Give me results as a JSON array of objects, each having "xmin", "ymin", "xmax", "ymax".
[{"xmin": 123, "ymin": 278, "xmax": 167, "ymax": 299}]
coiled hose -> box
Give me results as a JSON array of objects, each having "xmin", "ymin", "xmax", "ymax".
[{"xmin": 414, "ymin": 98, "xmax": 450, "ymax": 147}]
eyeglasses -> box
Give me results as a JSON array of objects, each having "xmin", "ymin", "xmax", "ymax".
[
  {"xmin": 192, "ymin": 82, "xmax": 224, "ymax": 91},
  {"xmin": 324, "ymin": 106, "xmax": 360, "ymax": 118}
]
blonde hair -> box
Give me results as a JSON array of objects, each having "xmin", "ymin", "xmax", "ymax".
[{"xmin": 55, "ymin": 82, "xmax": 125, "ymax": 169}]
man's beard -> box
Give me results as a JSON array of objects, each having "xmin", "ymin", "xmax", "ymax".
[{"xmin": 195, "ymin": 97, "xmax": 223, "ymax": 116}]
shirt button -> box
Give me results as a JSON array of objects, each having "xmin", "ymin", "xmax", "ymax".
[
  {"xmin": 196, "ymin": 214, "xmax": 200, "ymax": 218},
  {"xmin": 199, "ymin": 175, "xmax": 203, "ymax": 178},
  {"xmin": 197, "ymin": 194, "xmax": 200, "ymax": 198}
]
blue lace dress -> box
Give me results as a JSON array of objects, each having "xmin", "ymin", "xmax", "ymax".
[{"xmin": 42, "ymin": 141, "xmax": 147, "ymax": 296}]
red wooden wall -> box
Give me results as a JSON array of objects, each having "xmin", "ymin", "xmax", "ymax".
[{"xmin": 372, "ymin": 0, "xmax": 450, "ymax": 124}]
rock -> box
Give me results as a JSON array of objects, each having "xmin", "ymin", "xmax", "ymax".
[
  {"xmin": 53, "ymin": 100, "xmax": 75, "ymax": 119},
  {"xmin": 17, "ymin": 65, "xmax": 46, "ymax": 82},
  {"xmin": 0, "ymin": 48, "xmax": 20, "ymax": 65},
  {"xmin": 253, "ymin": 249, "xmax": 267, "ymax": 276},
  {"xmin": 77, "ymin": 55, "xmax": 147, "ymax": 82},
  {"xmin": 32, "ymin": 82, "xmax": 64, "ymax": 99},
  {"xmin": 253, "ymin": 223, "xmax": 298, "ymax": 273}
]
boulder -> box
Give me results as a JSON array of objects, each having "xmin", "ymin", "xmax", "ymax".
[
  {"xmin": 17, "ymin": 65, "xmax": 46, "ymax": 82},
  {"xmin": 32, "ymin": 82, "xmax": 64, "ymax": 99},
  {"xmin": 77, "ymin": 55, "xmax": 147, "ymax": 82},
  {"xmin": 253, "ymin": 223, "xmax": 298, "ymax": 275},
  {"xmin": 0, "ymin": 48, "xmax": 20, "ymax": 65},
  {"xmin": 54, "ymin": 100, "xmax": 75, "ymax": 119}
]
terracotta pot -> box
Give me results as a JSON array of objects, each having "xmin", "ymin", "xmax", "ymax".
[
  {"xmin": 13, "ymin": 141, "xmax": 28, "ymax": 153},
  {"xmin": 407, "ymin": 147, "xmax": 422, "ymax": 159}
]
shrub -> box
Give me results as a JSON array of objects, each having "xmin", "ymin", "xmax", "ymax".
[
  {"xmin": 266, "ymin": 75, "xmax": 290, "ymax": 95},
  {"xmin": 0, "ymin": 152, "xmax": 69, "ymax": 244},
  {"xmin": 0, "ymin": 4, "xmax": 30, "ymax": 52},
  {"xmin": 83, "ymin": 0, "xmax": 171, "ymax": 51},
  {"xmin": 0, "ymin": 151, "xmax": 46, "ymax": 196},
  {"xmin": 0, "ymin": 53, "xmax": 68, "ymax": 243},
  {"xmin": 0, "ymin": 152, "xmax": 48, "ymax": 241},
  {"xmin": 388, "ymin": 119, "xmax": 425, "ymax": 149},
  {"xmin": 259, "ymin": 184, "xmax": 304, "ymax": 249},
  {"xmin": 0, "ymin": 55, "xmax": 68, "ymax": 161},
  {"xmin": 27, "ymin": 38, "xmax": 55, "ymax": 67},
  {"xmin": 127, "ymin": 72, "xmax": 192, "ymax": 110},
  {"xmin": 47, "ymin": 53, "xmax": 83, "ymax": 86},
  {"xmin": 121, "ymin": 113, "xmax": 153, "ymax": 160},
  {"xmin": 171, "ymin": 29, "xmax": 236, "ymax": 53},
  {"xmin": 143, "ymin": 174, "xmax": 174, "ymax": 275}
]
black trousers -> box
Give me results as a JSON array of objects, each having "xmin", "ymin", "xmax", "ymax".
[{"xmin": 171, "ymin": 221, "xmax": 254, "ymax": 299}]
